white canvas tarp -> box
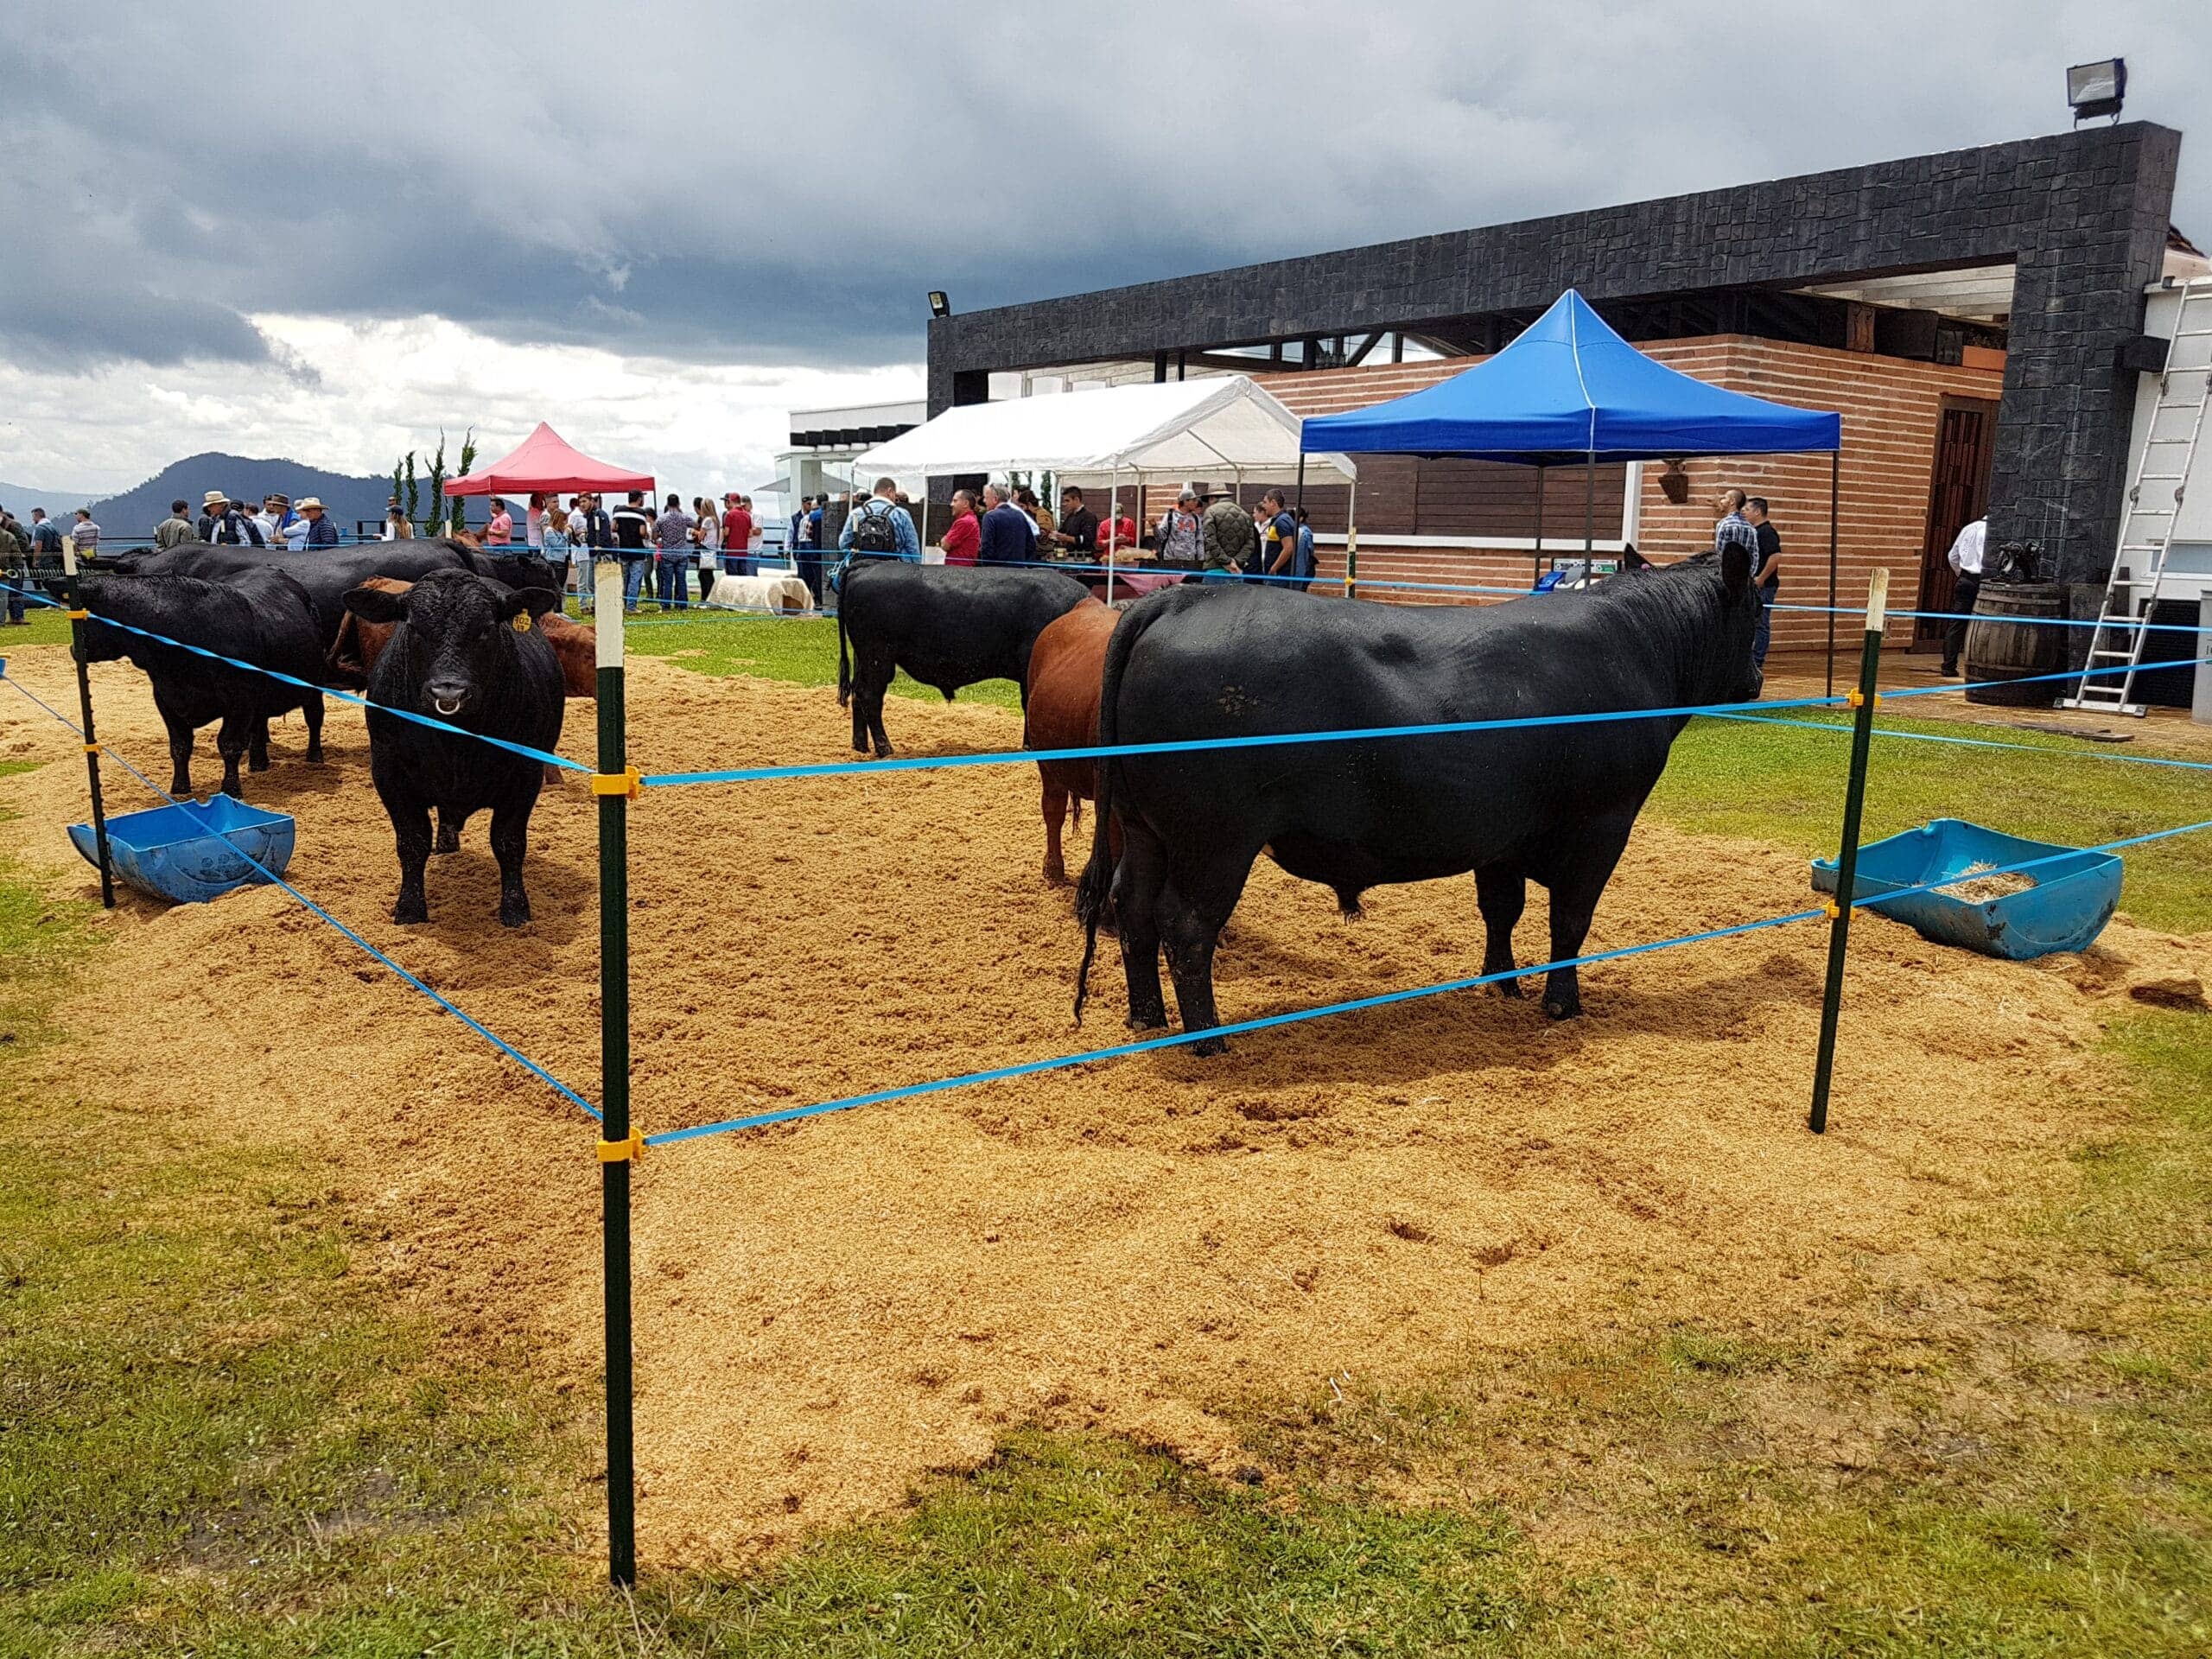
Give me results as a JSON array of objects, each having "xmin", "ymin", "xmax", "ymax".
[{"xmin": 849, "ymin": 375, "xmax": 1356, "ymax": 485}]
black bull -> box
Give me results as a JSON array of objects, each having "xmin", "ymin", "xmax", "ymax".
[
  {"xmin": 836, "ymin": 562, "xmax": 1090, "ymax": 756},
  {"xmin": 1074, "ymin": 549, "xmax": 1764, "ymax": 1054},
  {"xmin": 105, "ymin": 538, "xmax": 556, "ymax": 658},
  {"xmin": 73, "ymin": 568, "xmax": 328, "ymax": 799}
]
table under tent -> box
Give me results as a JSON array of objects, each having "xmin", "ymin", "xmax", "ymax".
[
  {"xmin": 851, "ymin": 376, "xmax": 1357, "ymax": 589},
  {"xmin": 1298, "ymin": 289, "xmax": 1848, "ymax": 685}
]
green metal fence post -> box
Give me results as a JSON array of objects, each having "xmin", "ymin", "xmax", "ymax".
[
  {"xmin": 1809, "ymin": 566, "xmax": 1889, "ymax": 1135},
  {"xmin": 590, "ymin": 555, "xmax": 639, "ymax": 1586},
  {"xmin": 60, "ymin": 544, "xmax": 115, "ymax": 909}
]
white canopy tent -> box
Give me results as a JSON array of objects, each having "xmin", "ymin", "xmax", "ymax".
[{"xmin": 851, "ymin": 376, "xmax": 1357, "ymax": 583}]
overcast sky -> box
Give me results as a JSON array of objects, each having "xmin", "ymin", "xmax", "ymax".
[{"xmin": 3, "ymin": 0, "xmax": 2207, "ymax": 501}]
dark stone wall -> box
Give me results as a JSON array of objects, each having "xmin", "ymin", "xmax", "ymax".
[{"xmin": 928, "ymin": 124, "xmax": 2180, "ymax": 586}]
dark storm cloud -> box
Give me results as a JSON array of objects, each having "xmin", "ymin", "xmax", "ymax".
[{"xmin": 3, "ymin": 0, "xmax": 2207, "ymax": 373}]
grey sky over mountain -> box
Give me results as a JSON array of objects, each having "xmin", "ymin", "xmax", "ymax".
[{"xmin": 3, "ymin": 0, "xmax": 2208, "ymax": 497}]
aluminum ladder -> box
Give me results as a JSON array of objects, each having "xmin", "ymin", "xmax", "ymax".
[{"xmin": 2059, "ymin": 276, "xmax": 2212, "ymax": 715}]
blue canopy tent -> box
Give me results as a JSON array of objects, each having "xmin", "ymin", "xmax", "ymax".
[{"xmin": 1298, "ymin": 289, "xmax": 1848, "ymax": 684}]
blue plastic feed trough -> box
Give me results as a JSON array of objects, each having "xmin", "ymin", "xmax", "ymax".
[
  {"xmin": 68, "ymin": 796, "xmax": 296, "ymax": 905},
  {"xmin": 1810, "ymin": 817, "xmax": 2120, "ymax": 960}
]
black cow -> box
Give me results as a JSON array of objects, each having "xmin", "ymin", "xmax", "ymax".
[
  {"xmin": 74, "ymin": 569, "xmax": 328, "ymax": 798},
  {"xmin": 1074, "ymin": 550, "xmax": 1763, "ymax": 1054},
  {"xmin": 343, "ymin": 569, "xmax": 564, "ymax": 926},
  {"xmin": 836, "ymin": 562, "xmax": 1090, "ymax": 756},
  {"xmin": 110, "ymin": 539, "xmax": 556, "ymax": 650}
]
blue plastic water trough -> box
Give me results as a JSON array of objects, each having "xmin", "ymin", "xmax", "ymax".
[
  {"xmin": 1810, "ymin": 817, "xmax": 2120, "ymax": 961},
  {"xmin": 68, "ymin": 796, "xmax": 296, "ymax": 905}
]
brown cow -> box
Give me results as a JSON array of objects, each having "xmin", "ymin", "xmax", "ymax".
[
  {"xmin": 330, "ymin": 576, "xmax": 596, "ymax": 698},
  {"xmin": 1023, "ymin": 598, "xmax": 1121, "ymax": 884}
]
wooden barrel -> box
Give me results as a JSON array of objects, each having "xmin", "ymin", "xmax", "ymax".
[{"xmin": 1963, "ymin": 582, "xmax": 2069, "ymax": 706}]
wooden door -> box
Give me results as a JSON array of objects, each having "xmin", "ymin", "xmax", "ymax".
[{"xmin": 1915, "ymin": 397, "xmax": 1999, "ymax": 645}]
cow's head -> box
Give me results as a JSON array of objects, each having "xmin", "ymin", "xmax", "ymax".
[
  {"xmin": 344, "ymin": 570, "xmax": 558, "ymax": 719},
  {"xmin": 60, "ymin": 575, "xmax": 130, "ymax": 664},
  {"xmin": 487, "ymin": 550, "xmax": 559, "ymax": 592}
]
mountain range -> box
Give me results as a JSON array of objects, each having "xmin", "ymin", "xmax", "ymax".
[
  {"xmin": 0, "ymin": 479, "xmax": 107, "ymax": 514},
  {"xmin": 77, "ymin": 453, "xmax": 398, "ymax": 537}
]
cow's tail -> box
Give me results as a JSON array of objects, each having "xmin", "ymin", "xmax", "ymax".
[
  {"xmin": 1072, "ymin": 594, "xmax": 1156, "ymax": 1024},
  {"xmin": 836, "ymin": 578, "xmax": 852, "ymax": 708}
]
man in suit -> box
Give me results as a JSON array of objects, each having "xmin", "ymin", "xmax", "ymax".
[{"xmin": 977, "ymin": 481, "xmax": 1035, "ymax": 565}]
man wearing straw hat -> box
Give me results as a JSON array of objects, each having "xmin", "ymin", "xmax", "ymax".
[{"xmin": 296, "ymin": 497, "xmax": 340, "ymax": 548}]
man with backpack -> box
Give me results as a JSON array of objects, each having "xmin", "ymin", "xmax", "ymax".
[
  {"xmin": 199, "ymin": 492, "xmax": 264, "ymax": 546},
  {"xmin": 837, "ymin": 476, "xmax": 920, "ymax": 563}
]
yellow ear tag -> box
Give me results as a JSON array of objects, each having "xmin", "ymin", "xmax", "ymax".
[{"xmin": 512, "ymin": 612, "xmax": 531, "ymax": 632}]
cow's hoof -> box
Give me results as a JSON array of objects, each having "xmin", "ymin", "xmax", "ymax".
[
  {"xmin": 434, "ymin": 833, "xmax": 460, "ymax": 855},
  {"xmin": 1189, "ymin": 1035, "xmax": 1229, "ymax": 1058},
  {"xmin": 1542, "ymin": 997, "xmax": 1581, "ymax": 1021},
  {"xmin": 249, "ymin": 755, "xmax": 271, "ymax": 772},
  {"xmin": 393, "ymin": 899, "xmax": 428, "ymax": 925},
  {"xmin": 1127, "ymin": 1011, "xmax": 1169, "ymax": 1032},
  {"xmin": 1043, "ymin": 862, "xmax": 1068, "ymax": 886},
  {"xmin": 1495, "ymin": 976, "xmax": 1523, "ymax": 1000},
  {"xmin": 499, "ymin": 900, "xmax": 532, "ymax": 927},
  {"xmin": 308, "ymin": 748, "xmax": 325, "ymax": 764}
]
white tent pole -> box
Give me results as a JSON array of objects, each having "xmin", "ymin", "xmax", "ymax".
[
  {"xmin": 1345, "ymin": 478, "xmax": 1358, "ymax": 600},
  {"xmin": 1108, "ymin": 464, "xmax": 1119, "ymax": 594}
]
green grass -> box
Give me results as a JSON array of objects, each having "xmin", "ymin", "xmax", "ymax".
[
  {"xmin": 611, "ymin": 608, "xmax": 1023, "ymax": 710},
  {"xmin": 1, "ymin": 602, "xmax": 73, "ymax": 648}
]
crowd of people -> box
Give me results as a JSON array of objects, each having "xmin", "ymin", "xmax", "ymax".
[
  {"xmin": 466, "ymin": 488, "xmax": 772, "ymax": 613},
  {"xmin": 778, "ymin": 477, "xmax": 1320, "ymax": 598},
  {"xmin": 0, "ymin": 473, "xmax": 1791, "ymax": 641}
]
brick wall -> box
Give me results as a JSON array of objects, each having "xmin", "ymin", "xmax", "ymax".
[{"xmin": 1234, "ymin": 340, "xmax": 2002, "ymax": 652}]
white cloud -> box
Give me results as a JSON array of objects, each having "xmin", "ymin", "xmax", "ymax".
[
  {"xmin": 2, "ymin": 0, "xmax": 2206, "ymax": 491},
  {"xmin": 0, "ymin": 315, "xmax": 922, "ymax": 499}
]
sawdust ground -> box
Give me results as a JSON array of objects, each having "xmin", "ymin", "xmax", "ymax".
[{"xmin": 3, "ymin": 645, "xmax": 2205, "ymax": 1563}]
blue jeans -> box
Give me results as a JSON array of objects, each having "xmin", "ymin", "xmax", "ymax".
[
  {"xmin": 654, "ymin": 556, "xmax": 690, "ymax": 609},
  {"xmin": 1753, "ymin": 588, "xmax": 1776, "ymax": 666},
  {"xmin": 621, "ymin": 555, "xmax": 651, "ymax": 609},
  {"xmin": 2, "ymin": 568, "xmax": 24, "ymax": 623}
]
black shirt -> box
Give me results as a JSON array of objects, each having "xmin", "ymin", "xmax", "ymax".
[
  {"xmin": 613, "ymin": 505, "xmax": 652, "ymax": 550},
  {"xmin": 1058, "ymin": 506, "xmax": 1098, "ymax": 555},
  {"xmin": 1753, "ymin": 521, "xmax": 1781, "ymax": 591}
]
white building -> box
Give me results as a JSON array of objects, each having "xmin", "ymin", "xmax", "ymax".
[{"xmin": 766, "ymin": 399, "xmax": 925, "ymax": 524}]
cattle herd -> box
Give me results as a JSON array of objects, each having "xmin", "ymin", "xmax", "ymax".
[
  {"xmin": 59, "ymin": 542, "xmax": 1764, "ymax": 1046},
  {"xmin": 71, "ymin": 537, "xmax": 572, "ymax": 926}
]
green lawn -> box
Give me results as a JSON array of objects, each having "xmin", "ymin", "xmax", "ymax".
[
  {"xmin": 6, "ymin": 622, "xmax": 2212, "ymax": 1653},
  {"xmin": 613, "ymin": 607, "xmax": 1022, "ymax": 709},
  {"xmin": 2, "ymin": 601, "xmax": 73, "ymax": 649}
]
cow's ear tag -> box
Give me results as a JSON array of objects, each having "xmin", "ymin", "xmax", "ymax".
[{"xmin": 512, "ymin": 612, "xmax": 531, "ymax": 632}]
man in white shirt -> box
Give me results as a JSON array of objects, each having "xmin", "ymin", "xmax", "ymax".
[{"xmin": 1942, "ymin": 516, "xmax": 1987, "ymax": 677}]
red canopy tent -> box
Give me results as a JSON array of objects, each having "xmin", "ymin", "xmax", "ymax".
[{"xmin": 443, "ymin": 422, "xmax": 655, "ymax": 497}]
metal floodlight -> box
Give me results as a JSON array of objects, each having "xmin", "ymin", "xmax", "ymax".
[
  {"xmin": 927, "ymin": 290, "xmax": 951, "ymax": 319},
  {"xmin": 2067, "ymin": 57, "xmax": 2126, "ymax": 124}
]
